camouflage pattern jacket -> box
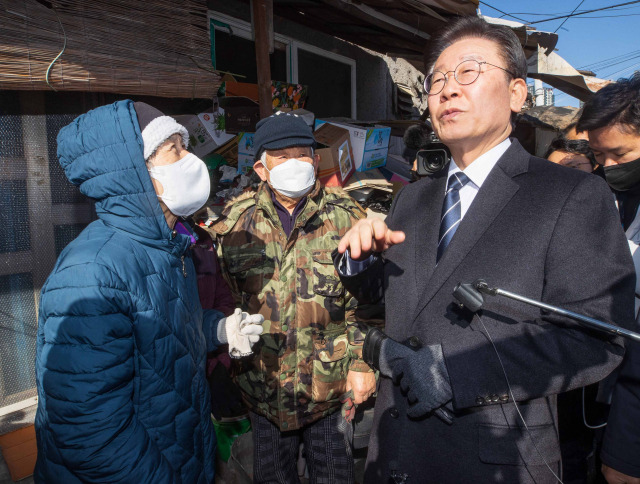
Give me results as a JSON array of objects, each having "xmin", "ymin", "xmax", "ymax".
[{"xmin": 212, "ymin": 181, "xmax": 371, "ymax": 431}]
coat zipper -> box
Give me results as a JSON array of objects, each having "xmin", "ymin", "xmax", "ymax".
[{"xmin": 181, "ymin": 255, "xmax": 187, "ymax": 277}]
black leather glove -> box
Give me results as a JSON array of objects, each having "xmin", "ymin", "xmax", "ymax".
[{"xmin": 379, "ymin": 337, "xmax": 453, "ymax": 418}]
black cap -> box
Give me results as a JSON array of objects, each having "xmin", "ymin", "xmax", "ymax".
[{"xmin": 253, "ymin": 112, "xmax": 316, "ymax": 160}]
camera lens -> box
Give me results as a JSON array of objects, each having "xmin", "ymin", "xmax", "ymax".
[{"xmin": 428, "ymin": 154, "xmax": 443, "ymax": 168}]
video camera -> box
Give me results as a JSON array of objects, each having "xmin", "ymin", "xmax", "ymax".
[
  {"xmin": 403, "ymin": 122, "xmax": 451, "ymax": 177},
  {"xmin": 416, "ymin": 132, "xmax": 450, "ymax": 176}
]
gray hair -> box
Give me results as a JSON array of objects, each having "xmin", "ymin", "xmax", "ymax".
[
  {"xmin": 425, "ymin": 16, "xmax": 528, "ymax": 81},
  {"xmin": 259, "ymin": 147, "xmax": 314, "ymax": 165}
]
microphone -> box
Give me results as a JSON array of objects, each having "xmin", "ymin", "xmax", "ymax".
[
  {"xmin": 403, "ymin": 123, "xmax": 433, "ymax": 150},
  {"xmin": 453, "ymin": 279, "xmax": 640, "ymax": 343}
]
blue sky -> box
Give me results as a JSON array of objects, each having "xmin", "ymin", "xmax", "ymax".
[{"xmin": 478, "ymin": 0, "xmax": 640, "ymax": 107}]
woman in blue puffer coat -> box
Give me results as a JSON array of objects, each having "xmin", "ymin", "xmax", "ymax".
[{"xmin": 34, "ymin": 100, "xmax": 263, "ymax": 483}]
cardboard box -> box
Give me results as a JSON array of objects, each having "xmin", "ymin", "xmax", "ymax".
[
  {"xmin": 237, "ymin": 132, "xmax": 256, "ymax": 174},
  {"xmin": 237, "ymin": 132, "xmax": 255, "ymax": 156},
  {"xmin": 237, "ymin": 152, "xmax": 255, "ymax": 175},
  {"xmin": 314, "ymin": 120, "xmax": 391, "ymax": 172},
  {"xmin": 219, "ymin": 97, "xmax": 261, "ymax": 134},
  {"xmin": 343, "ymin": 168, "xmax": 393, "ymax": 192},
  {"xmin": 174, "ymin": 110, "xmax": 235, "ymax": 158},
  {"xmin": 0, "ymin": 424, "xmax": 37, "ymax": 481},
  {"xmin": 315, "ymin": 123, "xmax": 355, "ymax": 187}
]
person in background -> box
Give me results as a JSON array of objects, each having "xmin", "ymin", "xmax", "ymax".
[
  {"xmin": 34, "ymin": 101, "xmax": 263, "ymax": 483},
  {"xmin": 565, "ymin": 120, "xmax": 590, "ymax": 142},
  {"xmin": 192, "ymin": 224, "xmax": 236, "ymax": 317},
  {"xmin": 334, "ymin": 17, "xmax": 634, "ymax": 483},
  {"xmin": 212, "ymin": 112, "xmax": 376, "ymax": 484},
  {"xmin": 545, "ymin": 136, "xmax": 597, "ymax": 173},
  {"xmin": 577, "ymin": 72, "xmax": 640, "ymax": 484}
]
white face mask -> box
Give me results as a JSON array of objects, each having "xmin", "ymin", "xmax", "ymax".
[
  {"xmin": 148, "ymin": 153, "xmax": 210, "ymax": 217},
  {"xmin": 264, "ymin": 158, "xmax": 316, "ymax": 199}
]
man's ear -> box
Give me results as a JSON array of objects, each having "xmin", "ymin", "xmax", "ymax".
[
  {"xmin": 254, "ymin": 159, "xmax": 269, "ymax": 182},
  {"xmin": 313, "ymin": 153, "xmax": 320, "ymax": 173},
  {"xmin": 510, "ymin": 77, "xmax": 528, "ymax": 113}
]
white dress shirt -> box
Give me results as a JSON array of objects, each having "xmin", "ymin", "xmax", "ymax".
[{"xmin": 446, "ymin": 138, "xmax": 511, "ymax": 220}]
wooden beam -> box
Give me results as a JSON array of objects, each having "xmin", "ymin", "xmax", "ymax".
[
  {"xmin": 251, "ymin": 0, "xmax": 273, "ymax": 119},
  {"xmin": 274, "ymin": 6, "xmax": 425, "ymax": 55},
  {"xmin": 320, "ymin": 0, "xmax": 431, "ymax": 40}
]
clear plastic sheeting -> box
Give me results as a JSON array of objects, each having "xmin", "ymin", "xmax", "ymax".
[{"xmin": 0, "ymin": 93, "xmax": 95, "ymax": 410}]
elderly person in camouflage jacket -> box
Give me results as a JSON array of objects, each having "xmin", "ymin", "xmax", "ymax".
[{"xmin": 213, "ymin": 113, "xmax": 376, "ymax": 483}]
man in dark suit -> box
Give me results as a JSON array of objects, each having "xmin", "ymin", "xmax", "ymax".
[{"xmin": 335, "ymin": 17, "xmax": 636, "ymax": 483}]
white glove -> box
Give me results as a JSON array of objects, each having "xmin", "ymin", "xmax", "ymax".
[{"xmin": 217, "ymin": 308, "xmax": 264, "ymax": 358}]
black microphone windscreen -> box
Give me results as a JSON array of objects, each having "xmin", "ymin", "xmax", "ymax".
[{"xmin": 403, "ymin": 124, "xmax": 433, "ymax": 150}]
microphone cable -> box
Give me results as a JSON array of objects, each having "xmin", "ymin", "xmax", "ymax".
[
  {"xmin": 582, "ymin": 386, "xmax": 607, "ymax": 430},
  {"xmin": 476, "ymin": 313, "xmax": 564, "ymax": 484}
]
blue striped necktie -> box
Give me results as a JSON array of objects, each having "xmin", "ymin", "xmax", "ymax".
[{"xmin": 437, "ymin": 172, "xmax": 470, "ymax": 263}]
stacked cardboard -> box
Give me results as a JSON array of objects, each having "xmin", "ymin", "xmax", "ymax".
[
  {"xmin": 315, "ymin": 124, "xmax": 355, "ymax": 187},
  {"xmin": 175, "ymin": 111, "xmax": 235, "ymax": 158},
  {"xmin": 315, "ymin": 120, "xmax": 391, "ymax": 172}
]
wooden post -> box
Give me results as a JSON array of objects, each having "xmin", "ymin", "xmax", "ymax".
[{"xmin": 252, "ymin": 0, "xmax": 273, "ymax": 119}]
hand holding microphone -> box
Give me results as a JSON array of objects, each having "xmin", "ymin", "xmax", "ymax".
[{"xmin": 217, "ymin": 308, "xmax": 264, "ymax": 358}]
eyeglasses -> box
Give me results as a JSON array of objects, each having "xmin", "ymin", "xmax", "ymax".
[{"xmin": 424, "ymin": 60, "xmax": 516, "ymax": 95}]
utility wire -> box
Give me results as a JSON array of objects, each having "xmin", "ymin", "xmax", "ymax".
[
  {"xmin": 603, "ymin": 61, "xmax": 640, "ymax": 79},
  {"xmin": 528, "ymin": 0, "xmax": 640, "ymax": 24},
  {"xmin": 569, "ymin": 13, "xmax": 640, "ymax": 18},
  {"xmin": 478, "ymin": 2, "xmax": 531, "ymax": 23},
  {"xmin": 591, "ymin": 54, "xmax": 640, "ymax": 73},
  {"xmin": 554, "ymin": 0, "xmax": 586, "ymax": 32},
  {"xmin": 580, "ymin": 49, "xmax": 640, "ymax": 71},
  {"xmin": 500, "ymin": 5, "xmax": 640, "ymax": 16}
]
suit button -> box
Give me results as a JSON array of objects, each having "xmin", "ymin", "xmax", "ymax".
[
  {"xmin": 499, "ymin": 394, "xmax": 509, "ymax": 403},
  {"xmin": 409, "ymin": 336, "xmax": 421, "ymax": 348},
  {"xmin": 476, "ymin": 397, "xmax": 485, "ymax": 405},
  {"xmin": 389, "ymin": 408, "xmax": 400, "ymax": 418},
  {"xmin": 490, "ymin": 395, "xmax": 499, "ymax": 403}
]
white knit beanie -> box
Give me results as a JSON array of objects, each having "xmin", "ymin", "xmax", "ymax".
[{"xmin": 134, "ymin": 101, "xmax": 189, "ymax": 160}]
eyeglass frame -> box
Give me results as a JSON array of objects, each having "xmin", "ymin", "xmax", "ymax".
[{"xmin": 424, "ymin": 60, "xmax": 517, "ymax": 95}]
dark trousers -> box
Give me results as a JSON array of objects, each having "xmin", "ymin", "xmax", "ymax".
[{"xmin": 250, "ymin": 410, "xmax": 354, "ymax": 484}]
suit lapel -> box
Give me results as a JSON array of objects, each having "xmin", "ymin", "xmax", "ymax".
[{"xmin": 410, "ymin": 140, "xmax": 531, "ymax": 324}]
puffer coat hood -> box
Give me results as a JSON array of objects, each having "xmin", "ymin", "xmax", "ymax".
[
  {"xmin": 34, "ymin": 100, "xmax": 219, "ymax": 483},
  {"xmin": 56, "ymin": 99, "xmax": 186, "ymax": 253}
]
